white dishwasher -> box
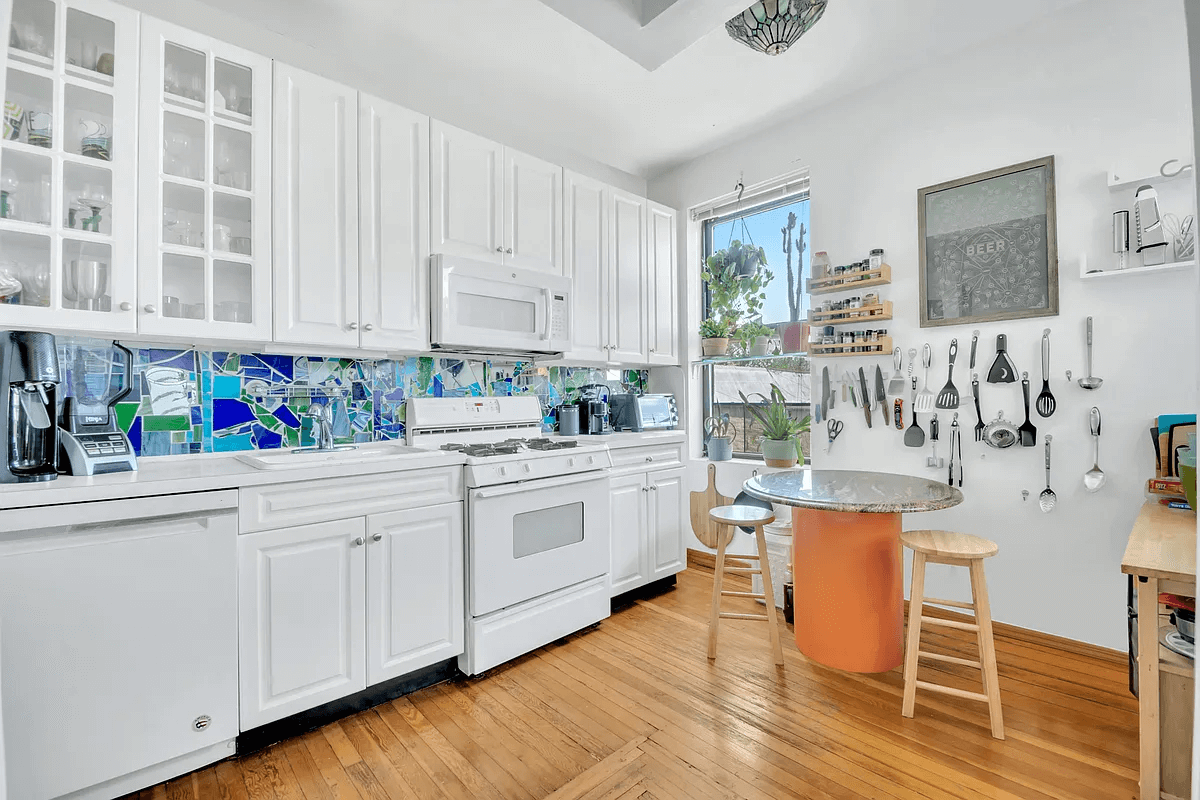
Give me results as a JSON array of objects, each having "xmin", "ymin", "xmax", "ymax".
[{"xmin": 0, "ymin": 490, "xmax": 239, "ymax": 800}]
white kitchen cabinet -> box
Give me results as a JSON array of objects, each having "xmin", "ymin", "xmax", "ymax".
[
  {"xmin": 358, "ymin": 92, "xmax": 430, "ymax": 352},
  {"xmin": 607, "ymin": 187, "xmax": 647, "ymax": 363},
  {"xmin": 1, "ymin": 0, "xmax": 140, "ymax": 335},
  {"xmin": 138, "ymin": 16, "xmax": 273, "ymax": 340},
  {"xmin": 563, "ymin": 169, "xmax": 607, "ymax": 362},
  {"xmin": 504, "ymin": 148, "xmax": 561, "ymax": 273},
  {"xmin": 238, "ymin": 517, "xmax": 367, "ymax": 730},
  {"xmin": 366, "ymin": 502, "xmax": 463, "ymax": 685},
  {"xmin": 646, "ymin": 201, "xmax": 679, "ymax": 365},
  {"xmin": 272, "ymin": 62, "xmax": 359, "ymax": 349},
  {"xmin": 649, "ymin": 467, "xmax": 686, "ymax": 579},
  {"xmin": 430, "ymin": 120, "xmax": 503, "ymax": 263},
  {"xmin": 608, "ymin": 471, "xmax": 649, "ymax": 596}
]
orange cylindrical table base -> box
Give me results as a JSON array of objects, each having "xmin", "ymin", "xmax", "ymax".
[{"xmin": 791, "ymin": 507, "xmax": 903, "ymax": 673}]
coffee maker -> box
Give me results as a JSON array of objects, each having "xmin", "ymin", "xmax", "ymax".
[
  {"xmin": 0, "ymin": 331, "xmax": 61, "ymax": 483},
  {"xmin": 579, "ymin": 383, "xmax": 611, "ymax": 435}
]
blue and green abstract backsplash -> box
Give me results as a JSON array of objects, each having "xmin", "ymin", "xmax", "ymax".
[{"xmin": 57, "ymin": 339, "xmax": 646, "ymax": 458}]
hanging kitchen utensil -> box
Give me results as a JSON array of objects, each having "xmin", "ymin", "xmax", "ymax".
[
  {"xmin": 858, "ymin": 367, "xmax": 873, "ymax": 428},
  {"xmin": 690, "ymin": 463, "xmax": 732, "ymax": 548},
  {"xmin": 927, "ymin": 413, "xmax": 943, "ymax": 468},
  {"xmin": 1036, "ymin": 329, "xmax": 1056, "ymax": 417},
  {"xmin": 969, "ymin": 330, "xmax": 980, "ymax": 370},
  {"xmin": 1084, "ymin": 407, "xmax": 1106, "ymax": 493},
  {"xmin": 1039, "ymin": 435, "xmax": 1057, "ymax": 512},
  {"xmin": 904, "ymin": 377, "xmax": 925, "ymax": 448},
  {"xmin": 827, "ymin": 418, "xmax": 844, "ymax": 453},
  {"xmin": 894, "ymin": 399, "xmax": 904, "ymax": 430},
  {"xmin": 874, "ymin": 365, "xmax": 886, "ymax": 411},
  {"xmin": 888, "ymin": 348, "xmax": 905, "ymax": 395},
  {"xmin": 948, "ymin": 413, "xmax": 963, "ymax": 487},
  {"xmin": 983, "ymin": 411, "xmax": 1019, "ymax": 449},
  {"xmin": 954, "ymin": 414, "xmax": 963, "ymax": 487},
  {"xmin": 935, "ymin": 338, "xmax": 960, "ymax": 409},
  {"xmin": 1078, "ymin": 316, "xmax": 1103, "ymax": 390},
  {"xmin": 987, "ymin": 334, "xmax": 1017, "ymax": 383},
  {"xmin": 1019, "ymin": 372, "xmax": 1037, "ymax": 447},
  {"xmin": 972, "ymin": 374, "xmax": 985, "ymax": 442},
  {"xmin": 821, "ymin": 366, "xmax": 831, "ymax": 418},
  {"xmin": 916, "ymin": 343, "xmax": 935, "ymax": 412},
  {"xmin": 843, "ymin": 371, "xmax": 857, "ymax": 407}
]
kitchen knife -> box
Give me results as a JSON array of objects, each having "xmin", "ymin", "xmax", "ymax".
[
  {"xmin": 822, "ymin": 367, "xmax": 830, "ymax": 418},
  {"xmin": 858, "ymin": 368, "xmax": 873, "ymax": 428},
  {"xmin": 874, "ymin": 365, "xmax": 886, "ymax": 409}
]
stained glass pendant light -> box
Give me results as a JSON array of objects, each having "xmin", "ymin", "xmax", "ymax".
[{"xmin": 725, "ymin": 0, "xmax": 828, "ymax": 56}]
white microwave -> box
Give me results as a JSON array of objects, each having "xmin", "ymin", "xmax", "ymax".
[{"xmin": 430, "ymin": 255, "xmax": 571, "ymax": 358}]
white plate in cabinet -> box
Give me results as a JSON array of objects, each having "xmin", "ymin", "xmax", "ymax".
[
  {"xmin": 137, "ymin": 17, "xmax": 273, "ymax": 341},
  {"xmin": 272, "ymin": 63, "xmax": 359, "ymax": 348},
  {"xmin": 238, "ymin": 517, "xmax": 367, "ymax": 730},
  {"xmin": 430, "ymin": 120, "xmax": 503, "ymax": 264},
  {"xmin": 366, "ymin": 503, "xmax": 464, "ymax": 685},
  {"xmin": 238, "ymin": 467, "xmax": 462, "ymax": 533}
]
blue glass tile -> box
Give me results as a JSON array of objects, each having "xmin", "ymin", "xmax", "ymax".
[
  {"xmin": 251, "ymin": 424, "xmax": 283, "ymax": 450},
  {"xmin": 240, "ymin": 367, "xmax": 271, "ymax": 379},
  {"xmin": 352, "ymin": 382, "xmax": 368, "ymax": 402},
  {"xmin": 213, "ymin": 375, "xmax": 241, "ymax": 399},
  {"xmin": 257, "ymin": 354, "xmax": 294, "ymax": 382},
  {"xmin": 272, "ymin": 405, "xmax": 301, "ymax": 428},
  {"xmin": 190, "ymin": 406, "xmax": 204, "ymax": 426},
  {"xmin": 147, "ymin": 349, "xmax": 196, "ymax": 371},
  {"xmin": 141, "ymin": 430, "xmax": 172, "ymax": 457},
  {"xmin": 212, "ymin": 432, "xmax": 254, "ymax": 452},
  {"xmin": 433, "ymin": 375, "xmax": 443, "ymax": 397},
  {"xmin": 127, "ymin": 416, "xmax": 142, "ymax": 454},
  {"xmin": 212, "ymin": 399, "xmax": 257, "ymax": 430}
]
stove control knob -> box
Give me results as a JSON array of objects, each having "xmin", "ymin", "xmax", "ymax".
[
  {"xmin": 587, "ymin": 456, "xmax": 596, "ymax": 465},
  {"xmin": 523, "ymin": 463, "xmax": 532, "ymax": 473},
  {"xmin": 568, "ymin": 457, "xmax": 576, "ymax": 467},
  {"xmin": 499, "ymin": 466, "xmax": 508, "ymax": 476}
]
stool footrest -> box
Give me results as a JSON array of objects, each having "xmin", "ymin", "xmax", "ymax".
[
  {"xmin": 721, "ymin": 590, "xmax": 765, "ymax": 599},
  {"xmin": 915, "ymin": 680, "xmax": 988, "ymax": 703},
  {"xmin": 918, "ymin": 651, "xmax": 982, "ymax": 669},
  {"xmin": 922, "ymin": 616, "xmax": 979, "ymax": 632},
  {"xmin": 723, "ymin": 567, "xmax": 762, "ymax": 575},
  {"xmin": 719, "ymin": 612, "xmax": 769, "ymax": 621},
  {"xmin": 923, "ymin": 597, "xmax": 975, "ymax": 610}
]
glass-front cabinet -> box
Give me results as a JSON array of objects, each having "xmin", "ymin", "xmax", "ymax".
[
  {"xmin": 0, "ymin": 0, "xmax": 139, "ymax": 333},
  {"xmin": 137, "ymin": 17, "xmax": 271, "ymax": 340}
]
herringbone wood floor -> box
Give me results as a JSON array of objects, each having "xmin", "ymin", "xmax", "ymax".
[{"xmin": 124, "ymin": 563, "xmax": 1138, "ymax": 799}]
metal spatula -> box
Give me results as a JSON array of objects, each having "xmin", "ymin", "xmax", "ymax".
[
  {"xmin": 915, "ymin": 343, "xmax": 935, "ymax": 412},
  {"xmin": 935, "ymin": 338, "xmax": 960, "ymax": 409},
  {"xmin": 904, "ymin": 377, "xmax": 925, "ymax": 447},
  {"xmin": 1018, "ymin": 372, "xmax": 1037, "ymax": 447},
  {"xmin": 887, "ymin": 348, "xmax": 905, "ymax": 395}
]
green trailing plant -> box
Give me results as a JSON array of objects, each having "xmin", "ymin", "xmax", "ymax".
[
  {"xmin": 739, "ymin": 383, "xmax": 811, "ymax": 459},
  {"xmin": 699, "ymin": 317, "xmax": 732, "ymax": 339},
  {"xmin": 702, "ymin": 239, "xmax": 774, "ymax": 330},
  {"xmin": 735, "ymin": 320, "xmax": 775, "ymax": 352}
]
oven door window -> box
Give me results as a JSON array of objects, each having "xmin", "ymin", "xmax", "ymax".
[{"xmin": 513, "ymin": 502, "xmax": 584, "ymax": 559}]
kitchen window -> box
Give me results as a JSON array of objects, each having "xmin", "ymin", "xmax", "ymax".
[{"xmin": 699, "ymin": 185, "xmax": 812, "ymax": 460}]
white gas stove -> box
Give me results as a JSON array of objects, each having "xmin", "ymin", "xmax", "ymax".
[{"xmin": 407, "ymin": 396, "xmax": 612, "ymax": 675}]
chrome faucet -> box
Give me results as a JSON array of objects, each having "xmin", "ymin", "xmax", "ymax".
[{"xmin": 304, "ymin": 403, "xmax": 336, "ymax": 451}]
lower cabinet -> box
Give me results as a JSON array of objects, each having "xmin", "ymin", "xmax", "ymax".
[
  {"xmin": 238, "ymin": 502, "xmax": 463, "ymax": 730},
  {"xmin": 608, "ymin": 465, "xmax": 686, "ymax": 597}
]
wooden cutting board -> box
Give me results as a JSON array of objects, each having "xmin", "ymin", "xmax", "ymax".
[{"xmin": 690, "ymin": 463, "xmax": 734, "ymax": 548}]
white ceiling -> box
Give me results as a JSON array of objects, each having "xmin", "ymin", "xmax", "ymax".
[{"xmin": 192, "ymin": 0, "xmax": 1083, "ymax": 178}]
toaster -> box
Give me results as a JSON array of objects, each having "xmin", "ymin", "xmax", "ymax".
[{"xmin": 609, "ymin": 394, "xmax": 678, "ymax": 432}]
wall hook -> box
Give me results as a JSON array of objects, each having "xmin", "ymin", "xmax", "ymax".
[
  {"xmin": 1022, "ymin": 490, "xmax": 1029, "ymax": 502},
  {"xmin": 1161, "ymin": 159, "xmax": 1193, "ymax": 179}
]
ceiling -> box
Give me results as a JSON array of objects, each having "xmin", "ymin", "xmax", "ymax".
[{"xmin": 193, "ymin": 0, "xmax": 1083, "ymax": 178}]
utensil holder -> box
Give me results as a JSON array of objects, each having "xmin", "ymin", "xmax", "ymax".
[{"xmin": 708, "ymin": 437, "xmax": 733, "ymax": 461}]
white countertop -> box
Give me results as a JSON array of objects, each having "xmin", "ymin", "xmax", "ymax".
[
  {"xmin": 550, "ymin": 430, "xmax": 687, "ymax": 449},
  {"xmin": 0, "ymin": 445, "xmax": 466, "ymax": 511}
]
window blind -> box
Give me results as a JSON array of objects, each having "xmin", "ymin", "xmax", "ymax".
[{"xmin": 689, "ymin": 167, "xmax": 810, "ymax": 222}]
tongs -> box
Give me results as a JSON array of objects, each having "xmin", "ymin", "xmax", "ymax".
[{"xmin": 948, "ymin": 412, "xmax": 963, "ymax": 487}]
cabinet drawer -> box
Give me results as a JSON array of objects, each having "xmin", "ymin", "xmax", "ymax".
[
  {"xmin": 239, "ymin": 467, "xmax": 462, "ymax": 533},
  {"xmin": 609, "ymin": 443, "xmax": 684, "ymax": 473}
]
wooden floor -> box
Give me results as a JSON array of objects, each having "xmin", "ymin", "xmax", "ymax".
[{"xmin": 125, "ymin": 564, "xmax": 1139, "ymax": 800}]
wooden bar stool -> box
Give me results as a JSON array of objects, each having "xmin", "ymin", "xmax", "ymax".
[
  {"xmin": 707, "ymin": 505, "xmax": 784, "ymax": 665},
  {"xmin": 901, "ymin": 529, "xmax": 1004, "ymax": 740}
]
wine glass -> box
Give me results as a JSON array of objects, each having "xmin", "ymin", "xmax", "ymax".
[{"xmin": 164, "ymin": 130, "xmax": 191, "ymax": 178}]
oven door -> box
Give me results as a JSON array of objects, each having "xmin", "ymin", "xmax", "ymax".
[
  {"xmin": 431, "ymin": 255, "xmax": 570, "ymax": 354},
  {"xmin": 468, "ymin": 472, "xmax": 610, "ymax": 617}
]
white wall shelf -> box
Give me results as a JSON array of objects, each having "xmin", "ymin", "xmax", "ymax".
[
  {"xmin": 1107, "ymin": 165, "xmax": 1193, "ymax": 192},
  {"xmin": 1081, "ymin": 259, "xmax": 1196, "ymax": 280}
]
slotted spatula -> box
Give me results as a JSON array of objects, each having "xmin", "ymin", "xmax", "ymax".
[
  {"xmin": 935, "ymin": 338, "xmax": 960, "ymax": 409},
  {"xmin": 1019, "ymin": 371, "xmax": 1037, "ymax": 447},
  {"xmin": 904, "ymin": 377, "xmax": 925, "ymax": 447},
  {"xmin": 1036, "ymin": 329, "xmax": 1055, "ymax": 418},
  {"xmin": 915, "ymin": 343, "xmax": 935, "ymax": 412}
]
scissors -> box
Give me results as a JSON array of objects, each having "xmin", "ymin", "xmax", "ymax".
[{"xmin": 827, "ymin": 419, "xmax": 844, "ymax": 453}]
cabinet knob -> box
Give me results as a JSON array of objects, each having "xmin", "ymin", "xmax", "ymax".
[
  {"xmin": 496, "ymin": 247, "xmax": 504, "ymax": 253},
  {"xmin": 347, "ymin": 322, "xmax": 359, "ymax": 331},
  {"xmin": 363, "ymin": 323, "xmax": 374, "ymax": 332},
  {"xmin": 119, "ymin": 301, "xmax": 132, "ymax": 312},
  {"xmin": 642, "ymin": 486, "xmax": 649, "ymax": 493},
  {"xmin": 645, "ymin": 456, "xmax": 653, "ymax": 462},
  {"xmin": 351, "ymin": 536, "xmax": 365, "ymax": 547},
  {"xmin": 650, "ymin": 485, "xmax": 658, "ymax": 491},
  {"xmin": 372, "ymin": 533, "xmax": 382, "ymax": 542},
  {"xmin": 505, "ymin": 247, "xmax": 513, "ymax": 255},
  {"xmin": 143, "ymin": 304, "xmax": 157, "ymax": 314}
]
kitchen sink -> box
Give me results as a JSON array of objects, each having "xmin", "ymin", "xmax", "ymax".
[{"xmin": 235, "ymin": 442, "xmax": 433, "ymax": 470}]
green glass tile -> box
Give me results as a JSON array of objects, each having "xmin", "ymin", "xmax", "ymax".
[
  {"xmin": 171, "ymin": 430, "xmax": 188, "ymax": 444},
  {"xmin": 255, "ymin": 411, "xmax": 283, "ymax": 431},
  {"xmin": 114, "ymin": 402, "xmax": 139, "ymax": 433},
  {"xmin": 143, "ymin": 414, "xmax": 190, "ymax": 432},
  {"xmin": 284, "ymin": 427, "xmax": 300, "ymax": 447}
]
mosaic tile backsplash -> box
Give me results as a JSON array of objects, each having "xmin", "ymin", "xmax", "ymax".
[{"xmin": 56, "ymin": 338, "xmax": 647, "ymax": 458}]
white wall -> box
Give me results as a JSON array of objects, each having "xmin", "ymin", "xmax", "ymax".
[
  {"xmin": 115, "ymin": 0, "xmax": 647, "ymax": 196},
  {"xmin": 650, "ymin": 0, "xmax": 1198, "ymax": 650}
]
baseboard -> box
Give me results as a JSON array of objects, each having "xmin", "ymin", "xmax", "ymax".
[
  {"xmin": 611, "ymin": 574, "xmax": 677, "ymax": 612},
  {"xmin": 686, "ymin": 548, "xmax": 755, "ymax": 571}
]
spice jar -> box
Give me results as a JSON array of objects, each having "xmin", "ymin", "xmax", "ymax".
[
  {"xmin": 863, "ymin": 291, "xmax": 879, "ymax": 307},
  {"xmin": 870, "ymin": 248, "xmax": 885, "ymax": 270},
  {"xmin": 811, "ymin": 251, "xmax": 830, "ymax": 279},
  {"xmin": 849, "ymin": 296, "xmax": 862, "ymax": 310}
]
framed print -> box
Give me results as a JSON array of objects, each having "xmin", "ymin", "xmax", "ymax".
[{"xmin": 917, "ymin": 155, "xmax": 1059, "ymax": 328}]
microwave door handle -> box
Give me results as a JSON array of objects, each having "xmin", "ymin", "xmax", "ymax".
[{"xmin": 541, "ymin": 288, "xmax": 553, "ymax": 341}]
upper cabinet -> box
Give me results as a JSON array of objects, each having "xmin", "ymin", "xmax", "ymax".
[
  {"xmin": 646, "ymin": 201, "xmax": 678, "ymax": 365},
  {"xmin": 1, "ymin": 0, "xmax": 140, "ymax": 334},
  {"xmin": 431, "ymin": 120, "xmax": 562, "ymax": 274},
  {"xmin": 137, "ymin": 17, "xmax": 273, "ymax": 341},
  {"xmin": 272, "ymin": 63, "xmax": 358, "ymax": 349},
  {"xmin": 607, "ymin": 187, "xmax": 647, "ymax": 364},
  {"xmin": 563, "ymin": 170, "xmax": 607, "ymax": 362}
]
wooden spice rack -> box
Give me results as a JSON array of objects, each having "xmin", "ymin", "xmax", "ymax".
[
  {"xmin": 807, "ymin": 263, "xmax": 892, "ymax": 295},
  {"xmin": 809, "ymin": 336, "xmax": 893, "ymax": 358},
  {"xmin": 809, "ymin": 300, "xmax": 893, "ymax": 326}
]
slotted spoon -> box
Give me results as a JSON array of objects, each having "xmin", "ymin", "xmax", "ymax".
[
  {"xmin": 915, "ymin": 343, "xmax": 935, "ymax": 413},
  {"xmin": 1036, "ymin": 329, "xmax": 1056, "ymax": 418},
  {"xmin": 1039, "ymin": 435, "xmax": 1056, "ymax": 513}
]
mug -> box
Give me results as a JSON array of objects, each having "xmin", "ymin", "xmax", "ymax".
[
  {"xmin": 26, "ymin": 110, "xmax": 51, "ymax": 148},
  {"xmin": 212, "ymin": 223, "xmax": 232, "ymax": 251},
  {"xmin": 708, "ymin": 437, "xmax": 733, "ymax": 461},
  {"xmin": 78, "ymin": 119, "xmax": 111, "ymax": 160},
  {"xmin": 3, "ymin": 101, "xmax": 23, "ymax": 141}
]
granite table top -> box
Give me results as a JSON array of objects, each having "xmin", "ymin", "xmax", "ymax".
[{"xmin": 743, "ymin": 469, "xmax": 964, "ymax": 513}]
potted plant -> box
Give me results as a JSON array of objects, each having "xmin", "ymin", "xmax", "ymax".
[
  {"xmin": 699, "ymin": 317, "xmax": 731, "ymax": 356},
  {"xmin": 707, "ymin": 239, "xmax": 767, "ymax": 278},
  {"xmin": 739, "ymin": 384, "xmax": 812, "ymax": 468},
  {"xmin": 737, "ymin": 320, "xmax": 776, "ymax": 357}
]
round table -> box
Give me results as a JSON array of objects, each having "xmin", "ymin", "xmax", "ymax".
[{"xmin": 743, "ymin": 470, "xmax": 963, "ymax": 673}]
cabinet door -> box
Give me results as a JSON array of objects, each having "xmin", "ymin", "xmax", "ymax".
[
  {"xmin": 607, "ymin": 188, "xmax": 647, "ymax": 364},
  {"xmin": 366, "ymin": 503, "xmax": 463, "ymax": 685},
  {"xmin": 563, "ymin": 170, "xmax": 607, "ymax": 362},
  {"xmin": 504, "ymin": 148, "xmax": 562, "ymax": 273},
  {"xmin": 646, "ymin": 201, "xmax": 679, "ymax": 365},
  {"xmin": 359, "ymin": 93, "xmax": 429, "ymax": 352},
  {"xmin": 430, "ymin": 121, "xmax": 502, "ymax": 263},
  {"xmin": 609, "ymin": 471, "xmax": 648, "ymax": 596},
  {"xmin": 238, "ymin": 517, "xmax": 367, "ymax": 730},
  {"xmin": 649, "ymin": 468, "xmax": 686, "ymax": 580},
  {"xmin": 272, "ymin": 63, "xmax": 360, "ymax": 348}
]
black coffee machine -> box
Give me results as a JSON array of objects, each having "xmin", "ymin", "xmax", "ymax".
[
  {"xmin": 579, "ymin": 383, "xmax": 611, "ymax": 435},
  {"xmin": 0, "ymin": 331, "xmax": 61, "ymax": 483}
]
